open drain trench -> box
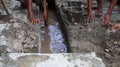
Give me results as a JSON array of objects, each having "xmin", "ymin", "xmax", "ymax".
[
  {"xmin": 0, "ymin": 0, "xmax": 120, "ymax": 66},
  {"xmin": 40, "ymin": 11, "xmax": 67, "ymax": 53},
  {"xmin": 40, "ymin": 0, "xmax": 85, "ymax": 53},
  {"xmin": 40, "ymin": 1, "xmax": 68, "ymax": 53}
]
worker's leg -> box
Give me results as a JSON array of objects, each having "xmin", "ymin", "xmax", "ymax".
[
  {"xmin": 85, "ymin": 0, "xmax": 94, "ymax": 23},
  {"xmin": 41, "ymin": 0, "xmax": 48, "ymax": 26},
  {"xmin": 27, "ymin": 0, "xmax": 40, "ymax": 24},
  {"xmin": 96, "ymin": 0, "xmax": 103, "ymax": 15}
]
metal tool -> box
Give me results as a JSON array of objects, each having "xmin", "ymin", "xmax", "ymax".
[
  {"xmin": 1, "ymin": 0, "xmax": 10, "ymax": 16},
  {"xmin": 0, "ymin": 0, "xmax": 10, "ymax": 20}
]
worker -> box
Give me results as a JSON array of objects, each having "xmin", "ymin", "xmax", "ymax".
[
  {"xmin": 17, "ymin": 0, "xmax": 48, "ymax": 25},
  {"xmin": 85, "ymin": 0, "xmax": 118, "ymax": 26}
]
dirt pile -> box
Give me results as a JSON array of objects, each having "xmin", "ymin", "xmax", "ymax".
[{"xmin": 55, "ymin": 0, "xmax": 120, "ymax": 66}]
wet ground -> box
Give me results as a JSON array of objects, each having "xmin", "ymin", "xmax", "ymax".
[{"xmin": 0, "ymin": 0, "xmax": 120, "ymax": 67}]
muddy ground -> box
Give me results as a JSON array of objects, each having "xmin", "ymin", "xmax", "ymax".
[
  {"xmin": 56, "ymin": 0, "xmax": 120, "ymax": 67},
  {"xmin": 0, "ymin": 0, "xmax": 120, "ymax": 67}
]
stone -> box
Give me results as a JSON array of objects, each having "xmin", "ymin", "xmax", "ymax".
[
  {"xmin": 0, "ymin": 35, "xmax": 7, "ymax": 46},
  {"xmin": 0, "ymin": 24, "xmax": 7, "ymax": 35},
  {"xmin": 105, "ymin": 49, "xmax": 110, "ymax": 53},
  {"xmin": 104, "ymin": 53, "xmax": 112, "ymax": 60},
  {"xmin": 111, "ymin": 63, "xmax": 120, "ymax": 67}
]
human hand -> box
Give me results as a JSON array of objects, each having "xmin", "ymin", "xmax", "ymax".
[
  {"xmin": 102, "ymin": 14, "xmax": 111, "ymax": 26},
  {"xmin": 85, "ymin": 12, "xmax": 94, "ymax": 23},
  {"xmin": 112, "ymin": 23, "xmax": 120, "ymax": 32}
]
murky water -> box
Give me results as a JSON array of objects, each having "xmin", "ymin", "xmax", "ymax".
[
  {"xmin": 40, "ymin": 21, "xmax": 67, "ymax": 53},
  {"xmin": 48, "ymin": 22, "xmax": 67, "ymax": 53}
]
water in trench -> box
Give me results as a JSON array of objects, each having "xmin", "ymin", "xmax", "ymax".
[
  {"xmin": 48, "ymin": 22, "xmax": 67, "ymax": 53},
  {"xmin": 40, "ymin": 2, "xmax": 68, "ymax": 53},
  {"xmin": 40, "ymin": 21, "xmax": 67, "ymax": 53}
]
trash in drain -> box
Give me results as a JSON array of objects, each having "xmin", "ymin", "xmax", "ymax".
[{"xmin": 48, "ymin": 22, "xmax": 67, "ymax": 53}]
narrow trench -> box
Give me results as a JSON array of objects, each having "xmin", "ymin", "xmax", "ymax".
[{"xmin": 41, "ymin": 1, "xmax": 69, "ymax": 53}]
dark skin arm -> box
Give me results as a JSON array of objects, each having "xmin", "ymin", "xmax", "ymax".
[
  {"xmin": 85, "ymin": 0, "xmax": 103, "ymax": 23},
  {"xmin": 85, "ymin": 0, "xmax": 117, "ymax": 26},
  {"xmin": 41, "ymin": 0, "xmax": 48, "ymax": 26},
  {"xmin": 96, "ymin": 0, "xmax": 103, "ymax": 15},
  {"xmin": 85, "ymin": 0, "xmax": 94, "ymax": 23},
  {"xmin": 27, "ymin": 0, "xmax": 40, "ymax": 24},
  {"xmin": 27, "ymin": 0, "xmax": 48, "ymax": 24},
  {"xmin": 102, "ymin": 0, "xmax": 117, "ymax": 26}
]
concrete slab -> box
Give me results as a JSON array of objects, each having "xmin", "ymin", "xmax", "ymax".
[{"xmin": 0, "ymin": 53, "xmax": 105, "ymax": 67}]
